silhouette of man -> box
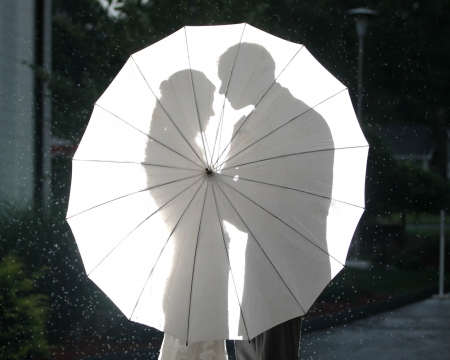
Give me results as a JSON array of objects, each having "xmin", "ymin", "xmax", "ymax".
[{"xmin": 218, "ymin": 43, "xmax": 334, "ymax": 360}]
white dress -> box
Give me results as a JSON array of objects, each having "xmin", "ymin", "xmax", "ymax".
[{"xmin": 158, "ymin": 334, "xmax": 228, "ymax": 360}]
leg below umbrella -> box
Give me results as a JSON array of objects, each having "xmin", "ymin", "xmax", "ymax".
[{"xmin": 235, "ymin": 316, "xmax": 303, "ymax": 360}]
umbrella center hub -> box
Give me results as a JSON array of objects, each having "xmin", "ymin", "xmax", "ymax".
[{"xmin": 205, "ymin": 168, "xmax": 214, "ymax": 176}]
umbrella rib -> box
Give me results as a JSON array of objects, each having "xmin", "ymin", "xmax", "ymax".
[
  {"xmin": 94, "ymin": 103, "xmax": 204, "ymax": 170},
  {"xmin": 72, "ymin": 158, "xmax": 200, "ymax": 172},
  {"xmin": 185, "ymin": 178, "xmax": 209, "ymax": 344},
  {"xmin": 218, "ymin": 173, "xmax": 365, "ymax": 210},
  {"xmin": 129, "ymin": 56, "xmax": 207, "ymax": 168},
  {"xmin": 66, "ymin": 174, "xmax": 203, "ymax": 221},
  {"xmin": 220, "ymin": 145, "xmax": 369, "ymax": 171},
  {"xmin": 87, "ymin": 176, "xmax": 205, "ymax": 278},
  {"xmin": 212, "ymin": 45, "xmax": 305, "ymax": 169},
  {"xmin": 215, "ymin": 181, "xmax": 306, "ymax": 315},
  {"xmin": 210, "ymin": 94, "xmax": 226, "ymax": 169},
  {"xmin": 211, "ymin": 182, "xmax": 251, "ymax": 341},
  {"xmin": 209, "ymin": 23, "xmax": 246, "ymax": 167},
  {"xmin": 218, "ymin": 178, "xmax": 346, "ymax": 269},
  {"xmin": 184, "ymin": 27, "xmax": 212, "ymax": 167},
  {"xmin": 129, "ymin": 177, "xmax": 207, "ymax": 321},
  {"xmin": 215, "ymin": 88, "xmax": 348, "ymax": 170}
]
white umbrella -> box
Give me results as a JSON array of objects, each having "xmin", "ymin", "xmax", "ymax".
[{"xmin": 67, "ymin": 23, "xmax": 368, "ymax": 343}]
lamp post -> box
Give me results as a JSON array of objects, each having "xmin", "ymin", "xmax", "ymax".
[{"xmin": 347, "ymin": 8, "xmax": 377, "ymax": 122}]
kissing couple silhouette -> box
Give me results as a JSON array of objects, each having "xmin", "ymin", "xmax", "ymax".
[{"xmin": 153, "ymin": 42, "xmax": 334, "ymax": 360}]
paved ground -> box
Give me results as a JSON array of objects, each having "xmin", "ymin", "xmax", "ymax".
[
  {"xmin": 78, "ymin": 296, "xmax": 450, "ymax": 359},
  {"xmin": 299, "ymin": 296, "xmax": 450, "ymax": 360}
]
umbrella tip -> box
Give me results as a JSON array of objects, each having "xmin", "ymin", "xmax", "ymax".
[{"xmin": 205, "ymin": 168, "xmax": 213, "ymax": 176}]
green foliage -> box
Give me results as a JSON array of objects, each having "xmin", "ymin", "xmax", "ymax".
[
  {"xmin": 0, "ymin": 255, "xmax": 52, "ymax": 359},
  {"xmin": 0, "ymin": 206, "xmax": 49, "ymax": 273},
  {"xmin": 363, "ymin": 125, "xmax": 450, "ymax": 217},
  {"xmin": 51, "ymin": 0, "xmax": 122, "ymax": 141},
  {"xmin": 0, "ymin": 205, "xmax": 82, "ymax": 345},
  {"xmin": 319, "ymin": 267, "xmax": 449, "ymax": 304},
  {"xmin": 0, "ymin": 203, "xmax": 161, "ymax": 355},
  {"xmin": 395, "ymin": 229, "xmax": 450, "ymax": 271}
]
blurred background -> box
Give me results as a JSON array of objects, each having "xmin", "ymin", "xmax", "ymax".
[{"xmin": 0, "ymin": 0, "xmax": 449, "ymax": 359}]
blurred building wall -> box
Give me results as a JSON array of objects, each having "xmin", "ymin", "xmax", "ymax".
[
  {"xmin": 0, "ymin": 1, "xmax": 36, "ymax": 209},
  {"xmin": 0, "ymin": 0, "xmax": 52, "ymax": 212}
]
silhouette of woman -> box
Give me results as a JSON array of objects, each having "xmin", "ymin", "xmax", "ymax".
[{"xmin": 144, "ymin": 70, "xmax": 229, "ymax": 360}]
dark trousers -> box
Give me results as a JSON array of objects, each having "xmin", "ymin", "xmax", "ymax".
[{"xmin": 235, "ymin": 317, "xmax": 302, "ymax": 360}]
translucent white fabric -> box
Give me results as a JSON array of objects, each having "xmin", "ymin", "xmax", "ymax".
[
  {"xmin": 158, "ymin": 334, "xmax": 227, "ymax": 360},
  {"xmin": 67, "ymin": 23, "xmax": 368, "ymax": 343}
]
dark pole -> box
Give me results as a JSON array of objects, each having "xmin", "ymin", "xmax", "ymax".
[
  {"xmin": 346, "ymin": 8, "xmax": 377, "ymax": 260},
  {"xmin": 34, "ymin": 0, "xmax": 45, "ymax": 211},
  {"xmin": 34, "ymin": 0, "xmax": 52, "ymax": 216},
  {"xmin": 357, "ymin": 35, "xmax": 364, "ymax": 121},
  {"xmin": 347, "ymin": 8, "xmax": 377, "ymax": 122}
]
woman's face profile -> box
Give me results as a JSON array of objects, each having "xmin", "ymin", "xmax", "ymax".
[{"xmin": 159, "ymin": 69, "xmax": 215, "ymax": 137}]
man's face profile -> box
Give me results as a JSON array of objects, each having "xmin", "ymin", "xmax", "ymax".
[{"xmin": 218, "ymin": 43, "xmax": 276, "ymax": 110}]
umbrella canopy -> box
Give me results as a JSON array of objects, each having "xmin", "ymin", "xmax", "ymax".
[{"xmin": 67, "ymin": 23, "xmax": 368, "ymax": 343}]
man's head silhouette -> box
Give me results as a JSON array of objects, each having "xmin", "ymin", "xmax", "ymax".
[{"xmin": 218, "ymin": 43, "xmax": 276, "ymax": 110}]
